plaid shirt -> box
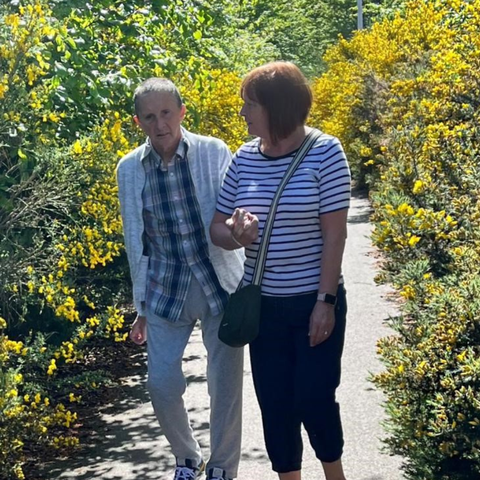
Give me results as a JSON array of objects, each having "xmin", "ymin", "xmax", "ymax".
[{"xmin": 142, "ymin": 138, "xmax": 229, "ymax": 322}]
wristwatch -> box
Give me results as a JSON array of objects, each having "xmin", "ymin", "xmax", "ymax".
[{"xmin": 317, "ymin": 292, "xmax": 337, "ymax": 306}]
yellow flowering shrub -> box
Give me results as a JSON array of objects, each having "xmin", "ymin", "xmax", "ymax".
[
  {"xmin": 0, "ymin": 321, "xmax": 82, "ymax": 479},
  {"xmin": 0, "ymin": 0, "xmax": 247, "ymax": 477},
  {"xmin": 312, "ymin": 1, "xmax": 480, "ymax": 478},
  {"xmin": 309, "ymin": 0, "xmax": 449, "ymax": 186},
  {"xmin": 179, "ymin": 69, "xmax": 246, "ymax": 152}
]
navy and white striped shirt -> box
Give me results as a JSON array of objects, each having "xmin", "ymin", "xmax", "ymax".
[{"xmin": 216, "ymin": 132, "xmax": 351, "ymax": 296}]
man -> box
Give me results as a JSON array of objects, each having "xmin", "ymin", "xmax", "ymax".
[{"xmin": 116, "ymin": 78, "xmax": 244, "ymax": 480}]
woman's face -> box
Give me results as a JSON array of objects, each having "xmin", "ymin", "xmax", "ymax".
[{"xmin": 240, "ymin": 93, "xmax": 269, "ymax": 139}]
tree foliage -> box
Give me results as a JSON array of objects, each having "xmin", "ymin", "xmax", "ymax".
[{"xmin": 0, "ymin": 1, "xmax": 246, "ymax": 477}]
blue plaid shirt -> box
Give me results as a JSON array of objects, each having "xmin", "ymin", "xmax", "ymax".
[{"xmin": 141, "ymin": 137, "xmax": 229, "ymax": 322}]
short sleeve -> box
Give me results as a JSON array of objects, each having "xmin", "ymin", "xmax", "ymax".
[{"xmin": 318, "ymin": 137, "xmax": 351, "ymax": 214}]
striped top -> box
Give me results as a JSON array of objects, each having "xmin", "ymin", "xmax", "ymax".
[{"xmin": 216, "ymin": 131, "xmax": 351, "ymax": 296}]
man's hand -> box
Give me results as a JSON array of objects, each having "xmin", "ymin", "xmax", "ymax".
[
  {"xmin": 226, "ymin": 208, "xmax": 259, "ymax": 246},
  {"xmin": 308, "ymin": 301, "xmax": 335, "ymax": 347},
  {"xmin": 130, "ymin": 315, "xmax": 147, "ymax": 345}
]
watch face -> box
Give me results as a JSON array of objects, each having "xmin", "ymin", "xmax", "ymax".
[
  {"xmin": 324, "ymin": 293, "xmax": 337, "ymax": 305},
  {"xmin": 317, "ymin": 293, "xmax": 337, "ymax": 305}
]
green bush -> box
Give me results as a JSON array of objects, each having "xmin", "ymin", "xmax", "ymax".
[{"xmin": 311, "ymin": 1, "xmax": 480, "ymax": 478}]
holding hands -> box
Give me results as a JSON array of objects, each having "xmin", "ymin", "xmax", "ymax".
[{"xmin": 226, "ymin": 208, "xmax": 259, "ymax": 247}]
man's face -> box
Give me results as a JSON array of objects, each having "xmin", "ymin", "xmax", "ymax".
[{"xmin": 134, "ymin": 91, "xmax": 186, "ymax": 157}]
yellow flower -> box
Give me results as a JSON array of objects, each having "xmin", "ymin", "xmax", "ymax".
[
  {"xmin": 456, "ymin": 350, "xmax": 467, "ymax": 362},
  {"xmin": 408, "ymin": 235, "xmax": 421, "ymax": 247},
  {"xmin": 14, "ymin": 465, "xmax": 25, "ymax": 480},
  {"xmin": 0, "ymin": 84, "xmax": 8, "ymax": 99},
  {"xmin": 73, "ymin": 140, "xmax": 83, "ymax": 155},
  {"xmin": 7, "ymin": 389, "xmax": 18, "ymax": 398},
  {"xmin": 47, "ymin": 359, "xmax": 57, "ymax": 375},
  {"xmin": 398, "ymin": 203, "xmax": 414, "ymax": 216},
  {"xmin": 412, "ymin": 180, "xmax": 424, "ymax": 194},
  {"xmin": 48, "ymin": 112, "xmax": 60, "ymax": 123},
  {"xmin": 4, "ymin": 14, "xmax": 20, "ymax": 28}
]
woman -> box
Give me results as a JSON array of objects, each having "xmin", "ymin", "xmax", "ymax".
[{"xmin": 210, "ymin": 61, "xmax": 351, "ymax": 480}]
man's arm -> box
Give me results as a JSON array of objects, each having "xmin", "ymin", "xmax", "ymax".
[
  {"xmin": 116, "ymin": 158, "xmax": 148, "ymax": 328},
  {"xmin": 218, "ymin": 142, "xmax": 233, "ymax": 180}
]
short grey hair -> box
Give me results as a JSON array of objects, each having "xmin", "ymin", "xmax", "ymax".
[{"xmin": 133, "ymin": 78, "xmax": 183, "ymax": 115}]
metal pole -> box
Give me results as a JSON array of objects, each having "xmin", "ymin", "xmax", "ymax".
[{"xmin": 357, "ymin": 0, "xmax": 363, "ymax": 30}]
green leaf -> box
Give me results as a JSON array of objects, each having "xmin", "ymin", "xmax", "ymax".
[{"xmin": 65, "ymin": 36, "xmax": 77, "ymax": 49}]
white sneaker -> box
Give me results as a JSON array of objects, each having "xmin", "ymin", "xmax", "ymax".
[
  {"xmin": 206, "ymin": 467, "xmax": 232, "ymax": 480},
  {"xmin": 173, "ymin": 460, "xmax": 205, "ymax": 480}
]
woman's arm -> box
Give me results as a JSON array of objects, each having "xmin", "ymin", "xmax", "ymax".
[
  {"xmin": 309, "ymin": 209, "xmax": 348, "ymax": 347},
  {"xmin": 210, "ymin": 209, "xmax": 259, "ymax": 250},
  {"xmin": 318, "ymin": 209, "xmax": 348, "ymax": 295}
]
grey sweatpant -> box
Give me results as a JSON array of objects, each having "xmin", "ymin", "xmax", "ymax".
[{"xmin": 146, "ymin": 276, "xmax": 244, "ymax": 478}]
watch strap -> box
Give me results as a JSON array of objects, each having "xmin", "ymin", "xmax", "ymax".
[{"xmin": 317, "ymin": 292, "xmax": 337, "ymax": 305}]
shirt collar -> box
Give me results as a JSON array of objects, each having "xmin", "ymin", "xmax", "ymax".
[{"xmin": 141, "ymin": 128, "xmax": 190, "ymax": 166}]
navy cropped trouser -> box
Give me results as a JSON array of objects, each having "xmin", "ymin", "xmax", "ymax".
[{"xmin": 249, "ymin": 285, "xmax": 347, "ymax": 473}]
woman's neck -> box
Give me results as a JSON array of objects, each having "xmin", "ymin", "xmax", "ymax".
[{"xmin": 260, "ymin": 125, "xmax": 309, "ymax": 157}]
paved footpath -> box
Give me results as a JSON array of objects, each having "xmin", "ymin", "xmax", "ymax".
[{"xmin": 44, "ymin": 193, "xmax": 405, "ymax": 480}]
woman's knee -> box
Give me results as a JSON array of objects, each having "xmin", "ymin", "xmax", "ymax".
[{"xmin": 301, "ymin": 393, "xmax": 344, "ymax": 463}]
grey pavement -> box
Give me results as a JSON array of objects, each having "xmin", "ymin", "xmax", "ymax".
[{"xmin": 43, "ymin": 193, "xmax": 404, "ymax": 480}]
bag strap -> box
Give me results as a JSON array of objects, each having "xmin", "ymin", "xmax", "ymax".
[{"xmin": 251, "ymin": 128, "xmax": 322, "ymax": 286}]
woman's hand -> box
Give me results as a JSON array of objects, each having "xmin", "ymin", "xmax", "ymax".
[
  {"xmin": 308, "ymin": 301, "xmax": 335, "ymax": 347},
  {"xmin": 130, "ymin": 314, "xmax": 147, "ymax": 345},
  {"xmin": 226, "ymin": 208, "xmax": 259, "ymax": 247}
]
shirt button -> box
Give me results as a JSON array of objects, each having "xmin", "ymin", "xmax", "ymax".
[
  {"xmin": 170, "ymin": 172, "xmax": 174, "ymax": 177},
  {"xmin": 179, "ymin": 219, "xmax": 183, "ymax": 223}
]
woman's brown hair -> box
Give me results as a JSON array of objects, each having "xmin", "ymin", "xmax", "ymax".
[{"xmin": 241, "ymin": 62, "xmax": 312, "ymax": 145}]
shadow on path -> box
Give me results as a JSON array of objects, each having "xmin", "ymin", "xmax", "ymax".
[
  {"xmin": 348, "ymin": 191, "xmax": 372, "ymax": 225},
  {"xmin": 41, "ymin": 348, "xmax": 208, "ymax": 480}
]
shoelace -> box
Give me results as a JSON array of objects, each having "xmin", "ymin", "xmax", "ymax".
[{"xmin": 174, "ymin": 466, "xmax": 197, "ymax": 480}]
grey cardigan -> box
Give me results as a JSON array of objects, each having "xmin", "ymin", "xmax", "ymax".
[{"xmin": 116, "ymin": 129, "xmax": 245, "ymax": 316}]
